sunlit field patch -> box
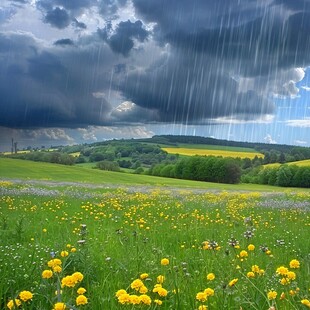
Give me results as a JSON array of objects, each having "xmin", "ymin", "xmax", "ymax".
[
  {"xmin": 265, "ymin": 159, "xmax": 310, "ymax": 168},
  {"xmin": 0, "ymin": 183, "xmax": 309, "ymax": 309},
  {"xmin": 162, "ymin": 147, "xmax": 264, "ymax": 159}
]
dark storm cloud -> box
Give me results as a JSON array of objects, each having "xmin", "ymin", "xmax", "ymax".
[
  {"xmin": 44, "ymin": 7, "xmax": 71, "ymax": 29},
  {"xmin": 72, "ymin": 18, "xmax": 87, "ymax": 29},
  {"xmin": 133, "ymin": 0, "xmax": 310, "ymax": 76},
  {"xmin": 98, "ymin": 20, "xmax": 149, "ymax": 56},
  {"xmin": 110, "ymin": 0, "xmax": 310, "ymax": 124},
  {"xmin": 2, "ymin": 0, "xmax": 310, "ymax": 130},
  {"xmin": 0, "ymin": 32, "xmax": 116, "ymax": 128},
  {"xmin": 120, "ymin": 52, "xmax": 275, "ymax": 123},
  {"xmin": 54, "ymin": 38, "xmax": 74, "ymax": 46},
  {"xmin": 274, "ymin": 0, "xmax": 310, "ymax": 10}
]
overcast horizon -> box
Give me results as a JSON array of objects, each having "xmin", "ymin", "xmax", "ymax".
[{"xmin": 1, "ymin": 0, "xmax": 310, "ymax": 152}]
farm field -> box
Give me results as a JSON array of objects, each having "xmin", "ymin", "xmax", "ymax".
[
  {"xmin": 175, "ymin": 144, "xmax": 258, "ymax": 153},
  {"xmin": 162, "ymin": 147, "xmax": 264, "ymax": 159},
  {"xmin": 265, "ymin": 159, "xmax": 310, "ymax": 168},
  {"xmin": 0, "ymin": 179, "xmax": 309, "ymax": 309}
]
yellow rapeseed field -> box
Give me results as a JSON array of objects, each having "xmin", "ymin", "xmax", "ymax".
[
  {"xmin": 162, "ymin": 147, "xmax": 263, "ymax": 159},
  {"xmin": 265, "ymin": 159, "xmax": 310, "ymax": 168}
]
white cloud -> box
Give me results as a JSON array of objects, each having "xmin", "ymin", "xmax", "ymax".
[
  {"xmin": 264, "ymin": 134, "xmax": 276, "ymax": 144},
  {"xmin": 301, "ymin": 86, "xmax": 310, "ymax": 91},
  {"xmin": 294, "ymin": 140, "xmax": 307, "ymax": 145},
  {"xmin": 236, "ymin": 67, "xmax": 306, "ymax": 99},
  {"xmin": 285, "ymin": 118, "xmax": 310, "ymax": 128},
  {"xmin": 211, "ymin": 114, "xmax": 274, "ymax": 124}
]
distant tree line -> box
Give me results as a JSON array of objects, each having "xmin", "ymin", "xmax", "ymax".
[
  {"xmin": 148, "ymin": 156, "xmax": 242, "ymax": 184},
  {"xmin": 77, "ymin": 142, "xmax": 177, "ymax": 169},
  {"xmin": 242, "ymin": 165, "xmax": 310, "ymax": 188},
  {"xmin": 7, "ymin": 151, "xmax": 75, "ymax": 165}
]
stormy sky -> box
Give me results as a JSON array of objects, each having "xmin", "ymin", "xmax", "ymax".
[{"xmin": 0, "ymin": 0, "xmax": 310, "ymax": 150}]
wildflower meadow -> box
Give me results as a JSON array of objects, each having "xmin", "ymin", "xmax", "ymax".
[{"xmin": 0, "ymin": 180, "xmax": 310, "ymax": 309}]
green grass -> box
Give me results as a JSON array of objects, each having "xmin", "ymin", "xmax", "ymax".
[
  {"xmin": 1, "ymin": 158, "xmax": 309, "ymax": 192},
  {"xmin": 0, "ymin": 185, "xmax": 309, "ymax": 309},
  {"xmin": 76, "ymin": 162, "xmax": 97, "ymax": 169}
]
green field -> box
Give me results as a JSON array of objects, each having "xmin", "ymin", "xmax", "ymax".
[
  {"xmin": 1, "ymin": 158, "xmax": 308, "ymax": 192},
  {"xmin": 0, "ymin": 179, "xmax": 309, "ymax": 309}
]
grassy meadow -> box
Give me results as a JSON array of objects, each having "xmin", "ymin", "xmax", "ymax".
[{"xmin": 1, "ymin": 158, "xmax": 310, "ymax": 309}]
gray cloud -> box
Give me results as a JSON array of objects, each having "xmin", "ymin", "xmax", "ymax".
[
  {"xmin": 98, "ymin": 20, "xmax": 149, "ymax": 56},
  {"xmin": 44, "ymin": 7, "xmax": 71, "ymax": 29},
  {"xmin": 0, "ymin": 32, "xmax": 117, "ymax": 128},
  {"xmin": 54, "ymin": 38, "xmax": 74, "ymax": 46},
  {"xmin": 72, "ymin": 18, "xmax": 87, "ymax": 29}
]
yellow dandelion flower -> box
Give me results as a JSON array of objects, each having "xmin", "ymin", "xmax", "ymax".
[
  {"xmin": 118, "ymin": 293, "xmax": 131, "ymax": 304},
  {"xmin": 115, "ymin": 289, "xmax": 127, "ymax": 297},
  {"xmin": 239, "ymin": 250, "xmax": 248, "ymax": 258},
  {"xmin": 7, "ymin": 299, "xmax": 21, "ymax": 310},
  {"xmin": 60, "ymin": 251, "xmax": 69, "ymax": 257},
  {"xmin": 47, "ymin": 259, "xmax": 62, "ymax": 268},
  {"xmin": 301, "ymin": 299, "xmax": 310, "ymax": 307},
  {"xmin": 161, "ymin": 258, "xmax": 169, "ymax": 266},
  {"xmin": 251, "ymin": 265, "xmax": 260, "ymax": 273},
  {"xmin": 72, "ymin": 272, "xmax": 83, "ymax": 283},
  {"xmin": 71, "ymin": 247, "xmax": 77, "ymax": 253},
  {"xmin": 140, "ymin": 273, "xmax": 149, "ymax": 280},
  {"xmin": 157, "ymin": 287, "xmax": 168, "ymax": 297},
  {"xmin": 77, "ymin": 287, "xmax": 86, "ymax": 295},
  {"xmin": 139, "ymin": 285, "xmax": 148, "ymax": 294},
  {"xmin": 248, "ymin": 244, "xmax": 255, "ymax": 251},
  {"xmin": 289, "ymin": 259, "xmax": 300, "ymax": 269},
  {"xmin": 287, "ymin": 271, "xmax": 296, "ymax": 280},
  {"xmin": 154, "ymin": 299, "xmax": 162, "ymax": 305},
  {"xmin": 259, "ymin": 269, "xmax": 265, "ymax": 275},
  {"xmin": 76, "ymin": 295, "xmax": 88, "ymax": 306},
  {"xmin": 267, "ymin": 290, "xmax": 277, "ymax": 300},
  {"xmin": 42, "ymin": 269, "xmax": 53, "ymax": 279},
  {"xmin": 130, "ymin": 279, "xmax": 144, "ymax": 291},
  {"xmin": 139, "ymin": 294, "xmax": 152, "ymax": 305},
  {"xmin": 228, "ymin": 278, "xmax": 238, "ymax": 287},
  {"xmin": 19, "ymin": 291, "xmax": 33, "ymax": 302},
  {"xmin": 276, "ymin": 266, "xmax": 288, "ymax": 276},
  {"xmin": 196, "ymin": 292, "xmax": 207, "ymax": 302},
  {"xmin": 53, "ymin": 265, "xmax": 62, "ymax": 273},
  {"xmin": 53, "ymin": 302, "xmax": 66, "ymax": 310},
  {"xmin": 204, "ymin": 288, "xmax": 214, "ymax": 297},
  {"xmin": 157, "ymin": 275, "xmax": 165, "ymax": 284},
  {"xmin": 280, "ymin": 277, "xmax": 290, "ymax": 285},
  {"xmin": 206, "ymin": 273, "xmax": 215, "ymax": 281},
  {"xmin": 129, "ymin": 294, "xmax": 141, "ymax": 305},
  {"xmin": 247, "ymin": 271, "xmax": 255, "ymax": 278},
  {"xmin": 61, "ymin": 275, "xmax": 76, "ymax": 288},
  {"xmin": 198, "ymin": 306, "xmax": 208, "ymax": 310}
]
